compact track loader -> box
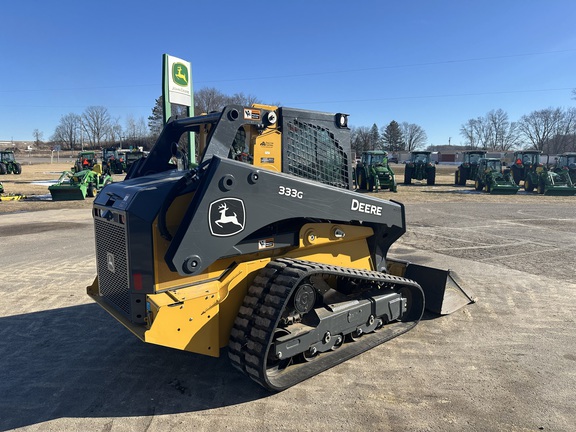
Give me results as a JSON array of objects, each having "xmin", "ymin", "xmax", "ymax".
[{"xmin": 88, "ymin": 105, "xmax": 473, "ymax": 391}]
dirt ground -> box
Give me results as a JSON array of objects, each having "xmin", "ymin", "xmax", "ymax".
[{"xmin": 1, "ymin": 160, "xmax": 573, "ymax": 214}]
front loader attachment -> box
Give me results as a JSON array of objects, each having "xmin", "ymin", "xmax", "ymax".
[
  {"xmin": 539, "ymin": 170, "xmax": 576, "ymax": 196},
  {"xmin": 543, "ymin": 188, "xmax": 576, "ymax": 196},
  {"xmin": 49, "ymin": 183, "xmax": 87, "ymax": 201},
  {"xmin": 543, "ymin": 183, "xmax": 576, "ymax": 196},
  {"xmin": 488, "ymin": 183, "xmax": 519, "ymax": 195},
  {"xmin": 387, "ymin": 258, "xmax": 476, "ymax": 315}
]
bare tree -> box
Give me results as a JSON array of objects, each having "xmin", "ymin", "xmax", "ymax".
[
  {"xmin": 460, "ymin": 117, "xmax": 488, "ymax": 148},
  {"xmin": 194, "ymin": 87, "xmax": 230, "ymax": 114},
  {"xmin": 125, "ymin": 114, "xmax": 148, "ymax": 140},
  {"xmin": 228, "ymin": 92, "xmax": 262, "ymax": 107},
  {"xmin": 461, "ymin": 110, "xmax": 519, "ymax": 150},
  {"xmin": 33, "ymin": 129, "xmax": 43, "ymax": 145},
  {"xmin": 106, "ymin": 118, "xmax": 123, "ymax": 144},
  {"xmin": 400, "ymin": 122, "xmax": 427, "ymax": 151},
  {"xmin": 194, "ymin": 87, "xmax": 262, "ymax": 115},
  {"xmin": 82, "ymin": 106, "xmax": 112, "ymax": 149},
  {"xmin": 484, "ymin": 109, "xmax": 520, "ymax": 151},
  {"xmin": 542, "ymin": 107, "xmax": 576, "ymax": 153},
  {"xmin": 517, "ymin": 107, "xmax": 564, "ymax": 151},
  {"xmin": 501, "ymin": 121, "xmax": 521, "ymax": 151},
  {"xmin": 50, "ymin": 113, "xmax": 82, "ymax": 150},
  {"xmin": 351, "ymin": 126, "xmax": 373, "ymax": 155}
]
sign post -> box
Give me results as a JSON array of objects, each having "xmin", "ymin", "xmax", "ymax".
[{"xmin": 162, "ymin": 54, "xmax": 195, "ymax": 165}]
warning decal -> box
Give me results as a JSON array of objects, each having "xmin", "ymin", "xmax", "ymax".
[{"xmin": 244, "ymin": 108, "xmax": 261, "ymax": 120}]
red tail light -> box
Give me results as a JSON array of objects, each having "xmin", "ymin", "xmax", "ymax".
[{"xmin": 133, "ymin": 273, "xmax": 143, "ymax": 291}]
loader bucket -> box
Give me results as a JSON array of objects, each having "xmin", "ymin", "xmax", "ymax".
[
  {"xmin": 48, "ymin": 184, "xmax": 87, "ymax": 201},
  {"xmin": 387, "ymin": 258, "xmax": 476, "ymax": 315},
  {"xmin": 489, "ymin": 184, "xmax": 519, "ymax": 195},
  {"xmin": 543, "ymin": 186, "xmax": 576, "ymax": 196}
]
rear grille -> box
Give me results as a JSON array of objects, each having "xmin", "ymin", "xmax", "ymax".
[
  {"xmin": 285, "ymin": 119, "xmax": 349, "ymax": 188},
  {"xmin": 95, "ymin": 218, "xmax": 130, "ymax": 316}
]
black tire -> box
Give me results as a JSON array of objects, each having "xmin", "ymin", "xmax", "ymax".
[
  {"xmin": 537, "ymin": 181, "xmax": 545, "ymax": 194},
  {"xmin": 511, "ymin": 166, "xmax": 522, "ymax": 185},
  {"xmin": 87, "ymin": 182, "xmax": 96, "ymax": 198},
  {"xmin": 475, "ymin": 179, "xmax": 483, "ymax": 191},
  {"xmin": 358, "ymin": 170, "xmax": 367, "ymax": 190},
  {"xmin": 524, "ymin": 176, "xmax": 534, "ymax": 192},
  {"xmin": 13, "ymin": 163, "xmax": 21, "ymax": 175},
  {"xmin": 457, "ymin": 168, "xmax": 467, "ymax": 185},
  {"xmin": 0, "ymin": 163, "xmax": 6, "ymax": 175},
  {"xmin": 454, "ymin": 170, "xmax": 459, "ymax": 185},
  {"xmin": 427, "ymin": 171, "xmax": 436, "ymax": 186},
  {"xmin": 404, "ymin": 167, "xmax": 412, "ymax": 185}
]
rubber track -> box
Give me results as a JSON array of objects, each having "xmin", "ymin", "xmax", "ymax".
[{"xmin": 228, "ymin": 258, "xmax": 424, "ymax": 392}]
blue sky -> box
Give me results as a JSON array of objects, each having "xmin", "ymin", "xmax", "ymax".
[{"xmin": 1, "ymin": 0, "xmax": 575, "ymax": 146}]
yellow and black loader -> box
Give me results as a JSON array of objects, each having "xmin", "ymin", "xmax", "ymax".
[{"xmin": 88, "ymin": 105, "xmax": 474, "ymax": 391}]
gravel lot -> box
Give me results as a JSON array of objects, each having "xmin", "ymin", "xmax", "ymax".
[{"xmin": 1, "ymin": 160, "xmax": 575, "ymax": 431}]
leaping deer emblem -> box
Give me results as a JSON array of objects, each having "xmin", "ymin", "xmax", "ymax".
[
  {"xmin": 215, "ymin": 203, "xmax": 243, "ymax": 228},
  {"xmin": 175, "ymin": 65, "xmax": 188, "ymax": 84}
]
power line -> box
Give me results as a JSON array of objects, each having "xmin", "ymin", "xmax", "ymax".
[
  {"xmin": 284, "ymin": 87, "xmax": 576, "ymax": 106},
  {"xmin": 1, "ymin": 48, "xmax": 574, "ymax": 93},
  {"xmin": 198, "ymin": 49, "xmax": 576, "ymax": 84},
  {"xmin": 2, "ymin": 86, "xmax": 572, "ymax": 110}
]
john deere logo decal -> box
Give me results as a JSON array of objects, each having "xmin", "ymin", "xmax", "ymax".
[
  {"xmin": 107, "ymin": 252, "xmax": 115, "ymax": 273},
  {"xmin": 172, "ymin": 62, "xmax": 189, "ymax": 87},
  {"xmin": 209, "ymin": 198, "xmax": 246, "ymax": 237}
]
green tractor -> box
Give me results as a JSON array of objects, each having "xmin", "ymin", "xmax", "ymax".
[
  {"xmin": 404, "ymin": 151, "xmax": 436, "ymax": 185},
  {"xmin": 474, "ymin": 158, "xmax": 519, "ymax": 194},
  {"xmin": 511, "ymin": 150, "xmax": 576, "ymax": 195},
  {"xmin": 509, "ymin": 150, "xmax": 541, "ymax": 186},
  {"xmin": 124, "ymin": 149, "xmax": 145, "ymax": 173},
  {"xmin": 455, "ymin": 150, "xmax": 486, "ymax": 185},
  {"xmin": 553, "ymin": 152, "xmax": 576, "ymax": 184},
  {"xmin": 0, "ymin": 150, "xmax": 22, "ymax": 175},
  {"xmin": 354, "ymin": 150, "xmax": 397, "ymax": 192},
  {"xmin": 102, "ymin": 147, "xmax": 125, "ymax": 174},
  {"xmin": 73, "ymin": 151, "xmax": 98, "ymax": 173},
  {"xmin": 49, "ymin": 164, "xmax": 113, "ymax": 201}
]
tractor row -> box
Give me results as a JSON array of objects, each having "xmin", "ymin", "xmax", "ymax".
[
  {"xmin": 456, "ymin": 150, "xmax": 576, "ymax": 196},
  {"xmin": 352, "ymin": 149, "xmax": 575, "ymax": 196},
  {"xmin": 72, "ymin": 148, "xmax": 145, "ymax": 175},
  {"xmin": 353, "ymin": 150, "xmax": 436, "ymax": 192}
]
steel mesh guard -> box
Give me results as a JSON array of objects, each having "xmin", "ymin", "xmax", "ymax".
[
  {"xmin": 94, "ymin": 219, "xmax": 130, "ymax": 316},
  {"xmin": 285, "ymin": 119, "xmax": 349, "ymax": 188}
]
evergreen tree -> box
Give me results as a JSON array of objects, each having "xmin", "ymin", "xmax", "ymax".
[
  {"xmin": 382, "ymin": 120, "xmax": 404, "ymax": 151},
  {"xmin": 369, "ymin": 123, "xmax": 380, "ymax": 150}
]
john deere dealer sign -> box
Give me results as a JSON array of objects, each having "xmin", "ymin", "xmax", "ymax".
[{"xmin": 167, "ymin": 55, "xmax": 192, "ymax": 106}]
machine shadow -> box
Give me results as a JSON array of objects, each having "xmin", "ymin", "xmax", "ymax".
[{"xmin": 0, "ymin": 303, "xmax": 269, "ymax": 430}]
